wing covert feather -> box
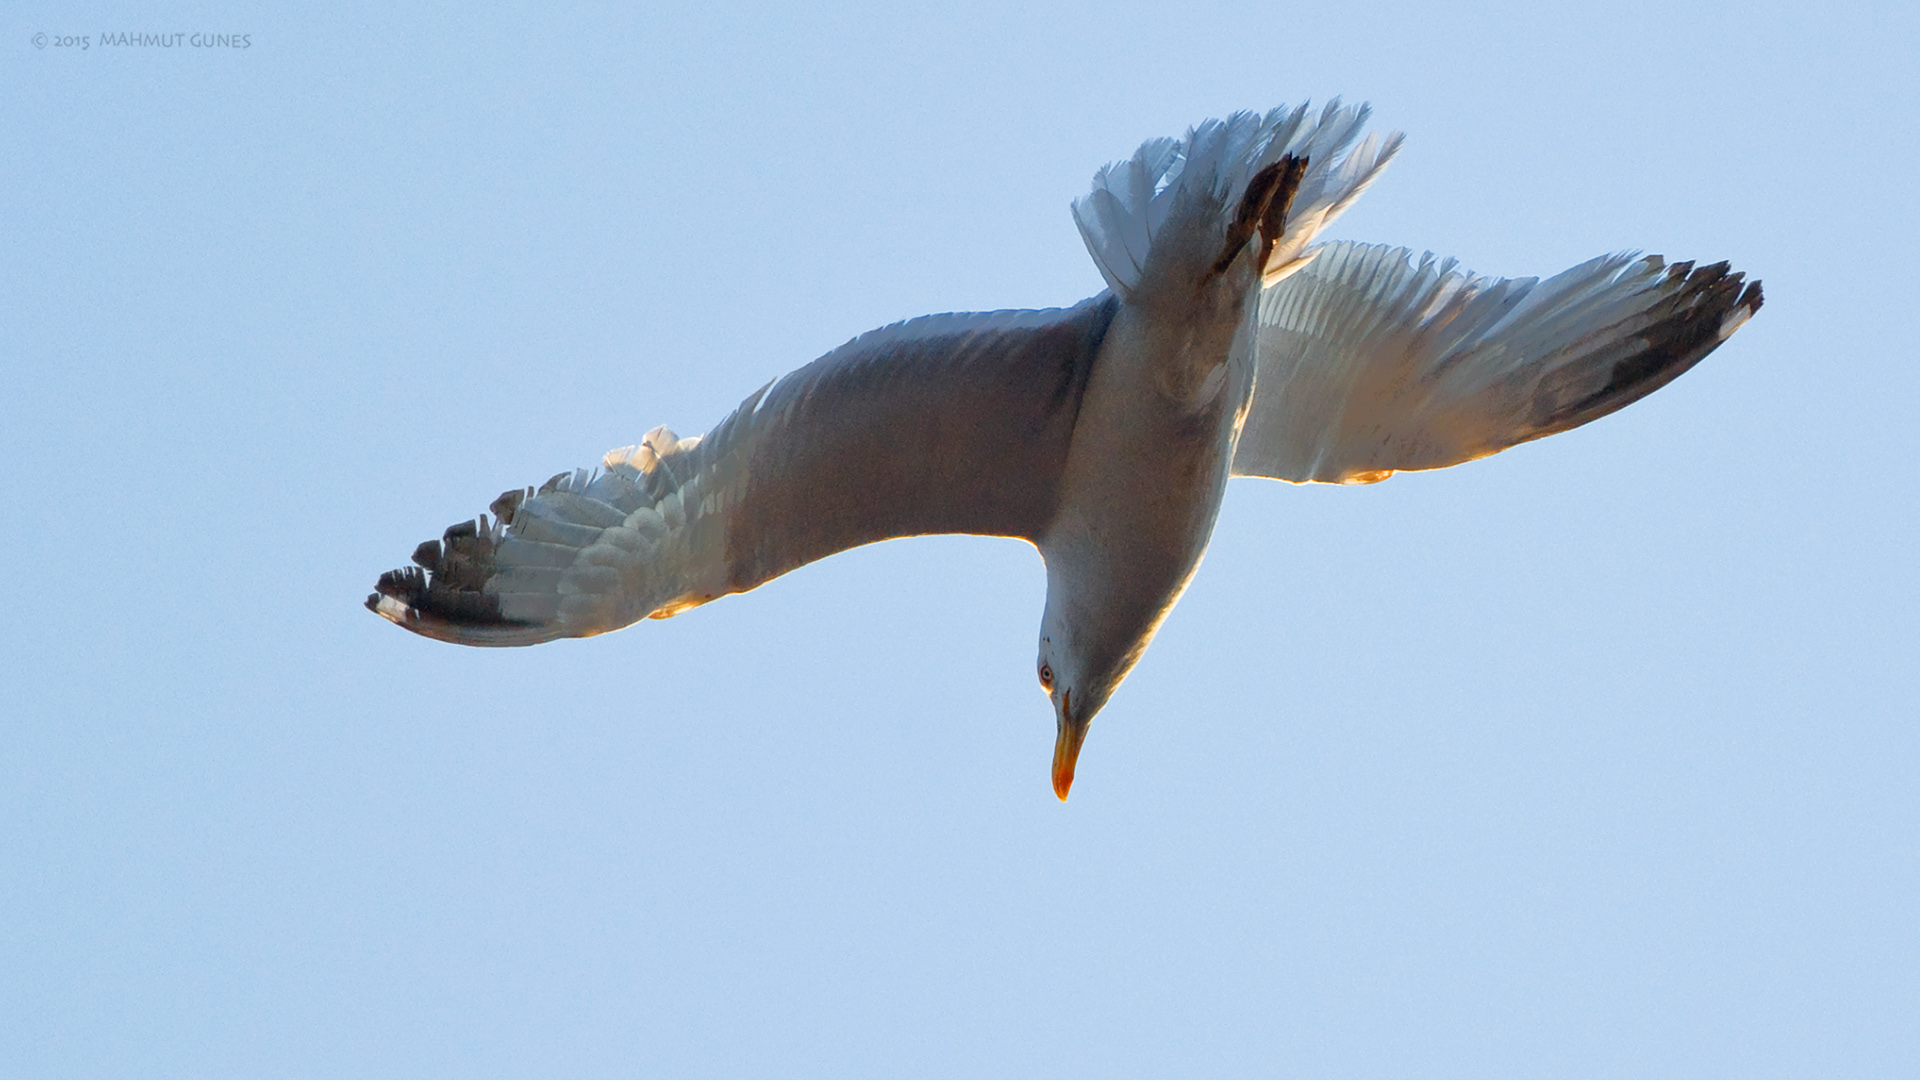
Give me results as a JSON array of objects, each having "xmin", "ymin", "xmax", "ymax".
[{"xmin": 722, "ymin": 297, "xmax": 1118, "ymax": 593}]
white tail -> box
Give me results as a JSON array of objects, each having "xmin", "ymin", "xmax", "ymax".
[{"xmin": 1071, "ymin": 101, "xmax": 1402, "ymax": 299}]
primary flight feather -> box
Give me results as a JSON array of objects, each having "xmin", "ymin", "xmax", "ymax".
[{"xmin": 368, "ymin": 102, "xmax": 1761, "ymax": 798}]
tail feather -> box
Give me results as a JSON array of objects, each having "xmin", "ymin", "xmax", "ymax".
[{"xmin": 1073, "ymin": 101, "xmax": 1403, "ymax": 299}]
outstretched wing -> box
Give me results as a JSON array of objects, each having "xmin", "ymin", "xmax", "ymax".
[
  {"xmin": 1231, "ymin": 241, "xmax": 1763, "ymax": 484},
  {"xmin": 369, "ymin": 296, "xmax": 1119, "ymax": 646}
]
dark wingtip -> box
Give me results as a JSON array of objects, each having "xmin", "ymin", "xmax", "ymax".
[
  {"xmin": 367, "ymin": 513, "xmax": 550, "ymax": 646},
  {"xmin": 1540, "ymin": 258, "xmax": 1762, "ymax": 435}
]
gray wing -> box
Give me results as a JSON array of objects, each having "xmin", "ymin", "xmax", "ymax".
[
  {"xmin": 368, "ymin": 295, "xmax": 1119, "ymax": 646},
  {"xmin": 1231, "ymin": 241, "xmax": 1762, "ymax": 485}
]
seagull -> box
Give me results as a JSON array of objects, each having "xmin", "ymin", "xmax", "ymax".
[{"xmin": 369, "ymin": 102, "xmax": 1762, "ymax": 800}]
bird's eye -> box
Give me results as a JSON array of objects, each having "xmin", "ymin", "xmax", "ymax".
[{"xmin": 1039, "ymin": 663, "xmax": 1054, "ymax": 690}]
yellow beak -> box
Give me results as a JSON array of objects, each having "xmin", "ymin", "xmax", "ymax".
[{"xmin": 1051, "ymin": 692, "xmax": 1089, "ymax": 801}]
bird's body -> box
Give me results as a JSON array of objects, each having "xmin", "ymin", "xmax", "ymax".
[
  {"xmin": 370, "ymin": 102, "xmax": 1762, "ymax": 798},
  {"xmin": 1034, "ymin": 173, "xmax": 1273, "ymax": 785}
]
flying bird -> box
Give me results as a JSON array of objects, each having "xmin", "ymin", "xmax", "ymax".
[{"xmin": 368, "ymin": 102, "xmax": 1762, "ymax": 799}]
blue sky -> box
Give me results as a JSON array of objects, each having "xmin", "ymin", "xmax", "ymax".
[{"xmin": 5, "ymin": 2, "xmax": 1915, "ymax": 1076}]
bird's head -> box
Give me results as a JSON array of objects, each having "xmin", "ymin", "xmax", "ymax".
[{"xmin": 1035, "ymin": 623, "xmax": 1131, "ymax": 802}]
